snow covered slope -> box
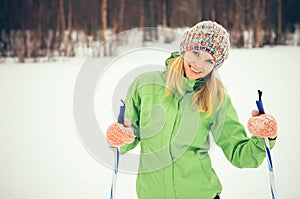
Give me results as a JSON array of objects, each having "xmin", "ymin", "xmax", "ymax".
[{"xmin": 0, "ymin": 46, "xmax": 299, "ymax": 199}]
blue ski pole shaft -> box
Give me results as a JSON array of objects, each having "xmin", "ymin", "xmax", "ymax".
[
  {"xmin": 255, "ymin": 90, "xmax": 277, "ymax": 199},
  {"xmin": 110, "ymin": 147, "xmax": 119, "ymax": 199},
  {"xmin": 110, "ymin": 100, "xmax": 125, "ymax": 199}
]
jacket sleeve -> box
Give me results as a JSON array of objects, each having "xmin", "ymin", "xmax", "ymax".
[
  {"xmin": 210, "ymin": 95, "xmax": 276, "ymax": 168},
  {"xmin": 119, "ymin": 77, "xmax": 141, "ymax": 154}
]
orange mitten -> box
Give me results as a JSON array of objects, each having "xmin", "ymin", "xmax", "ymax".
[
  {"xmin": 247, "ymin": 114, "xmax": 278, "ymax": 139},
  {"xmin": 106, "ymin": 121, "xmax": 135, "ymax": 147}
]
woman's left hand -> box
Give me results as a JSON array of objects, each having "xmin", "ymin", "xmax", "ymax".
[{"xmin": 247, "ymin": 110, "xmax": 278, "ymax": 139}]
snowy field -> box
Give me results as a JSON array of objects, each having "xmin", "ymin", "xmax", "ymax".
[{"xmin": 0, "ymin": 46, "xmax": 300, "ymax": 199}]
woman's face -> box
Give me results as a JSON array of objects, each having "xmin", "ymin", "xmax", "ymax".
[{"xmin": 183, "ymin": 50, "xmax": 215, "ymax": 80}]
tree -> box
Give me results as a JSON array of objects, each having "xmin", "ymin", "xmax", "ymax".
[
  {"xmin": 232, "ymin": 0, "xmax": 244, "ymax": 48},
  {"xmin": 1, "ymin": 0, "xmax": 300, "ymax": 61},
  {"xmin": 277, "ymin": 0, "xmax": 282, "ymax": 44},
  {"xmin": 253, "ymin": 0, "xmax": 266, "ymax": 47},
  {"xmin": 59, "ymin": 0, "xmax": 66, "ymax": 32},
  {"xmin": 119, "ymin": 0, "xmax": 125, "ymax": 32},
  {"xmin": 68, "ymin": 0, "xmax": 72, "ymax": 35},
  {"xmin": 101, "ymin": 0, "xmax": 108, "ymax": 56},
  {"xmin": 59, "ymin": 0, "xmax": 67, "ymax": 55},
  {"xmin": 209, "ymin": 0, "xmax": 216, "ymax": 21},
  {"xmin": 140, "ymin": 0, "xmax": 145, "ymax": 28},
  {"xmin": 161, "ymin": 0, "xmax": 167, "ymax": 27}
]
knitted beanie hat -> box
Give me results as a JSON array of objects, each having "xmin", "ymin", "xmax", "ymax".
[{"xmin": 179, "ymin": 21, "xmax": 230, "ymax": 68}]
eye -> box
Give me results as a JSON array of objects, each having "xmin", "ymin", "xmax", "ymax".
[
  {"xmin": 206, "ymin": 60, "xmax": 214, "ymax": 65},
  {"xmin": 192, "ymin": 51, "xmax": 199, "ymax": 56}
]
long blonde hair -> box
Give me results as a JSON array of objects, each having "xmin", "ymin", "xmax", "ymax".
[{"xmin": 165, "ymin": 56, "xmax": 227, "ymax": 117}]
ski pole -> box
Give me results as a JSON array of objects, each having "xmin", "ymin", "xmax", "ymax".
[
  {"xmin": 255, "ymin": 90, "xmax": 277, "ymax": 199},
  {"xmin": 110, "ymin": 100, "xmax": 125, "ymax": 199}
]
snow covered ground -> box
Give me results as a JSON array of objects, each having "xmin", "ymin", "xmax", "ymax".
[{"xmin": 0, "ymin": 46, "xmax": 300, "ymax": 199}]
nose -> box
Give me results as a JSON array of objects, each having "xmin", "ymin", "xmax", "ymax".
[{"xmin": 190, "ymin": 59, "xmax": 204, "ymax": 70}]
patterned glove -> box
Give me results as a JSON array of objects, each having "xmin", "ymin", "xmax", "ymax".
[
  {"xmin": 247, "ymin": 110, "xmax": 278, "ymax": 139},
  {"xmin": 106, "ymin": 119, "xmax": 135, "ymax": 147}
]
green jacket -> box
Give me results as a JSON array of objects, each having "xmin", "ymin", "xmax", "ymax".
[{"xmin": 120, "ymin": 68, "xmax": 276, "ymax": 199}]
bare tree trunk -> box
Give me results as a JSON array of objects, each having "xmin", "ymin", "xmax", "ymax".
[
  {"xmin": 26, "ymin": 30, "xmax": 32, "ymax": 58},
  {"xmin": 101, "ymin": 0, "xmax": 108, "ymax": 56},
  {"xmin": 110, "ymin": 14, "xmax": 118, "ymax": 56},
  {"xmin": 265, "ymin": 0, "xmax": 275, "ymax": 45},
  {"xmin": 60, "ymin": 0, "xmax": 66, "ymax": 32},
  {"xmin": 54, "ymin": 10, "xmax": 61, "ymax": 56},
  {"xmin": 119, "ymin": 0, "xmax": 125, "ymax": 32},
  {"xmin": 166, "ymin": 0, "xmax": 171, "ymax": 27},
  {"xmin": 227, "ymin": 0, "xmax": 234, "ymax": 29},
  {"xmin": 45, "ymin": 29, "xmax": 54, "ymax": 59},
  {"xmin": 243, "ymin": 0, "xmax": 253, "ymax": 48},
  {"xmin": 68, "ymin": 0, "xmax": 72, "ymax": 34},
  {"xmin": 232, "ymin": 0, "xmax": 244, "ymax": 48},
  {"xmin": 140, "ymin": 0, "xmax": 145, "ymax": 44},
  {"xmin": 17, "ymin": 30, "xmax": 25, "ymax": 63},
  {"xmin": 151, "ymin": 0, "xmax": 158, "ymax": 41},
  {"xmin": 59, "ymin": 0, "xmax": 67, "ymax": 55},
  {"xmin": 35, "ymin": 1, "xmax": 43, "ymax": 60},
  {"xmin": 260, "ymin": 0, "xmax": 266, "ymax": 46},
  {"xmin": 233, "ymin": 0, "xmax": 240, "ymax": 46},
  {"xmin": 253, "ymin": 0, "xmax": 265, "ymax": 47},
  {"xmin": 221, "ymin": 0, "xmax": 227, "ymax": 28},
  {"xmin": 245, "ymin": 0, "xmax": 251, "ymax": 28},
  {"xmin": 197, "ymin": 0, "xmax": 202, "ymax": 22},
  {"xmin": 210, "ymin": 0, "xmax": 215, "ymax": 21},
  {"xmin": 162, "ymin": 0, "xmax": 167, "ymax": 27},
  {"xmin": 253, "ymin": 1, "xmax": 259, "ymax": 47},
  {"xmin": 277, "ymin": 0, "xmax": 282, "ymax": 44},
  {"xmin": 140, "ymin": 0, "xmax": 145, "ymax": 28},
  {"xmin": 68, "ymin": 0, "xmax": 74, "ymax": 56}
]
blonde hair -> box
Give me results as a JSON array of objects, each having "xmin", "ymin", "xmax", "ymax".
[{"xmin": 165, "ymin": 56, "xmax": 227, "ymax": 117}]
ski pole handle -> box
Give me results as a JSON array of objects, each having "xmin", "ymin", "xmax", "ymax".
[
  {"xmin": 256, "ymin": 90, "xmax": 265, "ymax": 114},
  {"xmin": 118, "ymin": 100, "xmax": 125, "ymax": 124}
]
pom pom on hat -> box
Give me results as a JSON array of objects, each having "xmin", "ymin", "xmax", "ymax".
[{"xmin": 179, "ymin": 21, "xmax": 230, "ymax": 68}]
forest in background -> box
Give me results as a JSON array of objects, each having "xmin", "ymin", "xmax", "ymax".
[{"xmin": 0, "ymin": 0, "xmax": 300, "ymax": 62}]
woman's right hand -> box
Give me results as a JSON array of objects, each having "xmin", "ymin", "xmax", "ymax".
[{"xmin": 106, "ymin": 119, "xmax": 135, "ymax": 147}]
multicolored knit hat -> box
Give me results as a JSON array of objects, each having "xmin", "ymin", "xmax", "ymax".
[{"xmin": 179, "ymin": 21, "xmax": 230, "ymax": 68}]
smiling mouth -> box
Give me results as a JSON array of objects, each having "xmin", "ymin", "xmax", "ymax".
[{"xmin": 189, "ymin": 64, "xmax": 201, "ymax": 74}]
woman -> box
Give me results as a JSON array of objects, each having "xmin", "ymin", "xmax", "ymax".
[{"xmin": 106, "ymin": 21, "xmax": 277, "ymax": 199}]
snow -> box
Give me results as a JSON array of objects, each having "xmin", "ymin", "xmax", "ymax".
[{"xmin": 0, "ymin": 46, "xmax": 300, "ymax": 199}]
